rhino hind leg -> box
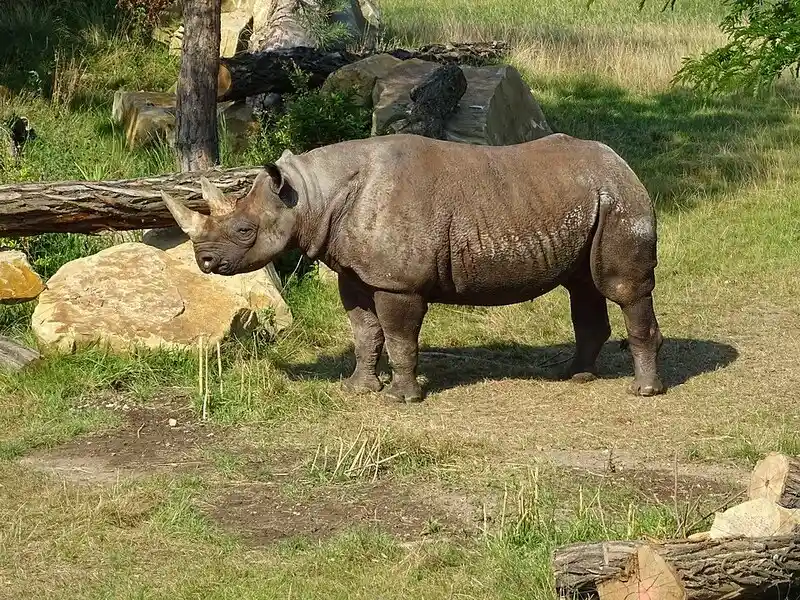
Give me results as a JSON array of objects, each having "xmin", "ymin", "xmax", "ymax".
[
  {"xmin": 338, "ymin": 274, "xmax": 385, "ymax": 394},
  {"xmin": 373, "ymin": 290, "xmax": 428, "ymax": 403},
  {"xmin": 590, "ymin": 199, "xmax": 665, "ymax": 396},
  {"xmin": 565, "ymin": 275, "xmax": 611, "ymax": 383},
  {"xmin": 618, "ymin": 294, "xmax": 664, "ymax": 396}
]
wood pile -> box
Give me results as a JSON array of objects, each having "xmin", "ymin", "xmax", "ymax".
[{"xmin": 552, "ymin": 452, "xmax": 800, "ymax": 599}]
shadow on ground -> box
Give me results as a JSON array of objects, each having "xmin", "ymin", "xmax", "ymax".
[
  {"xmin": 285, "ymin": 337, "xmax": 738, "ymax": 394},
  {"xmin": 534, "ymin": 75, "xmax": 800, "ymax": 212}
]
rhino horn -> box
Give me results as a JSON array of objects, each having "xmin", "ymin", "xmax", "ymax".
[
  {"xmin": 200, "ymin": 176, "xmax": 236, "ymax": 216},
  {"xmin": 161, "ymin": 191, "xmax": 208, "ymax": 240}
]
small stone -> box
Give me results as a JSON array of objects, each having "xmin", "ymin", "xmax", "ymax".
[
  {"xmin": 0, "ymin": 251, "xmax": 44, "ymax": 304},
  {"xmin": 168, "ymin": 418, "xmax": 178, "ymax": 427}
]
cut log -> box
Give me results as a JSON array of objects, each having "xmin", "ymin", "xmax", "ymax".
[
  {"xmin": 709, "ymin": 497, "xmax": 800, "ymax": 539},
  {"xmin": 749, "ymin": 452, "xmax": 800, "ymax": 509},
  {"xmin": 217, "ymin": 41, "xmax": 508, "ymax": 102},
  {"xmin": 552, "ymin": 540, "xmax": 639, "ymax": 597},
  {"xmin": 0, "ymin": 336, "xmax": 40, "ymax": 371},
  {"xmin": 217, "ymin": 46, "xmax": 358, "ymax": 102},
  {"xmin": 0, "ymin": 167, "xmax": 261, "ymax": 236},
  {"xmin": 596, "ymin": 535, "xmax": 800, "ymax": 600},
  {"xmin": 386, "ymin": 64, "xmax": 468, "ymax": 138}
]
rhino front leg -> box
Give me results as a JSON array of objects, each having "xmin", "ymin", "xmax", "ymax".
[
  {"xmin": 566, "ymin": 276, "xmax": 611, "ymax": 382},
  {"xmin": 338, "ymin": 274, "xmax": 384, "ymax": 394},
  {"xmin": 373, "ymin": 291, "xmax": 428, "ymax": 402}
]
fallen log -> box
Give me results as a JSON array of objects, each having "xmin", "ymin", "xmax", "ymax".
[
  {"xmin": 217, "ymin": 41, "xmax": 508, "ymax": 102},
  {"xmin": 749, "ymin": 452, "xmax": 800, "ymax": 509},
  {"xmin": 552, "ymin": 540, "xmax": 639, "ymax": 597},
  {"xmin": 596, "ymin": 535, "xmax": 800, "ymax": 600},
  {"xmin": 0, "ymin": 167, "xmax": 261, "ymax": 236},
  {"xmin": 386, "ymin": 64, "xmax": 468, "ymax": 138},
  {"xmin": 709, "ymin": 497, "xmax": 800, "ymax": 539},
  {"xmin": 0, "ymin": 336, "xmax": 40, "ymax": 371}
]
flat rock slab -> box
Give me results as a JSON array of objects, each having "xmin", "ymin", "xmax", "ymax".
[
  {"xmin": 31, "ymin": 242, "xmax": 290, "ymax": 353},
  {"xmin": 0, "ymin": 335, "xmax": 41, "ymax": 371},
  {"xmin": 0, "ymin": 250, "xmax": 44, "ymax": 303}
]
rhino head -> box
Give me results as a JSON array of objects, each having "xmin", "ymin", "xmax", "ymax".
[{"xmin": 161, "ymin": 165, "xmax": 297, "ymax": 276}]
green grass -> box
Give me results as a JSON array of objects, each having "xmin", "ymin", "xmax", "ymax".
[{"xmin": 0, "ymin": 0, "xmax": 799, "ymax": 597}]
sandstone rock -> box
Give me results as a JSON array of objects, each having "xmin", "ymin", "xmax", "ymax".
[
  {"xmin": 125, "ymin": 105, "xmax": 176, "ymax": 148},
  {"xmin": 317, "ymin": 261, "xmax": 338, "ymax": 284},
  {"xmin": 217, "ymin": 100, "xmax": 260, "ymax": 152},
  {"xmin": 32, "ymin": 242, "xmax": 291, "ymax": 354},
  {"xmin": 112, "ymin": 91, "xmax": 258, "ymax": 150},
  {"xmin": 372, "ymin": 60, "xmax": 552, "ymax": 145},
  {"xmin": 0, "ymin": 250, "xmax": 44, "ymax": 304},
  {"xmin": 142, "ymin": 227, "xmax": 292, "ymax": 332},
  {"xmin": 322, "ymin": 53, "xmax": 402, "ymax": 107},
  {"xmin": 112, "ymin": 90, "xmax": 175, "ymax": 124}
]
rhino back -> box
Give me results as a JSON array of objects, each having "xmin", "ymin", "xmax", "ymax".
[{"xmin": 316, "ymin": 134, "xmax": 649, "ymax": 303}]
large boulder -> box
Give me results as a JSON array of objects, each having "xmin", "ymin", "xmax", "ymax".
[
  {"xmin": 371, "ymin": 60, "xmax": 552, "ymax": 145},
  {"xmin": 32, "ymin": 242, "xmax": 292, "ymax": 354},
  {"xmin": 141, "ymin": 227, "xmax": 291, "ymax": 331},
  {"xmin": 322, "ymin": 53, "xmax": 403, "ymax": 107},
  {"xmin": 0, "ymin": 250, "xmax": 44, "ymax": 304}
]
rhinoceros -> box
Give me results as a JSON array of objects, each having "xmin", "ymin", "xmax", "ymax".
[{"xmin": 162, "ymin": 133, "xmax": 664, "ymax": 401}]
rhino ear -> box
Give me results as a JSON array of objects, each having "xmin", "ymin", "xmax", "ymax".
[
  {"xmin": 264, "ymin": 164, "xmax": 283, "ymax": 192},
  {"xmin": 161, "ymin": 191, "xmax": 208, "ymax": 240},
  {"xmin": 200, "ymin": 176, "xmax": 236, "ymax": 216}
]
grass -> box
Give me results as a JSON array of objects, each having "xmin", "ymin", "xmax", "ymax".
[{"xmin": 0, "ymin": 0, "xmax": 799, "ymax": 598}]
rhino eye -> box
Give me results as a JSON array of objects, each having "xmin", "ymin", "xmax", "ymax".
[{"xmin": 235, "ymin": 225, "xmax": 255, "ymax": 237}]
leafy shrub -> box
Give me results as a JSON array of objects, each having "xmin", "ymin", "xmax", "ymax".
[
  {"xmin": 117, "ymin": 0, "xmax": 177, "ymax": 34},
  {"xmin": 244, "ymin": 73, "xmax": 371, "ymax": 165},
  {"xmin": 242, "ymin": 71, "xmax": 371, "ymax": 283}
]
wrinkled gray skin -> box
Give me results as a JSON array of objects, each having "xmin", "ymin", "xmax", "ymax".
[{"xmin": 163, "ymin": 133, "xmax": 664, "ymax": 402}]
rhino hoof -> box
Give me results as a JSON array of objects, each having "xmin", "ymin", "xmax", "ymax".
[
  {"xmin": 383, "ymin": 381, "xmax": 425, "ymax": 403},
  {"xmin": 342, "ymin": 373, "xmax": 383, "ymax": 394},
  {"xmin": 628, "ymin": 378, "xmax": 665, "ymax": 397},
  {"xmin": 570, "ymin": 371, "xmax": 598, "ymax": 384}
]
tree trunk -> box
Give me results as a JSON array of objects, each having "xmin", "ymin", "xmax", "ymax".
[
  {"xmin": 176, "ymin": 0, "xmax": 222, "ymax": 171},
  {"xmin": 595, "ymin": 536, "xmax": 800, "ymax": 600},
  {"xmin": 217, "ymin": 41, "xmax": 508, "ymax": 102},
  {"xmin": 749, "ymin": 452, "xmax": 800, "ymax": 509},
  {"xmin": 384, "ymin": 64, "xmax": 468, "ymax": 138},
  {"xmin": 552, "ymin": 540, "xmax": 639, "ymax": 598},
  {"xmin": 217, "ymin": 46, "xmax": 360, "ymax": 102},
  {"xmin": 0, "ymin": 336, "xmax": 40, "ymax": 372},
  {"xmin": 0, "ymin": 168, "xmax": 261, "ymax": 236}
]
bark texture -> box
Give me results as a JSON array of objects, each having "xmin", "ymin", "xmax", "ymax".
[
  {"xmin": 552, "ymin": 540, "xmax": 639, "ymax": 597},
  {"xmin": 0, "ymin": 168, "xmax": 261, "ymax": 236},
  {"xmin": 217, "ymin": 41, "xmax": 508, "ymax": 102},
  {"xmin": 176, "ymin": 0, "xmax": 222, "ymax": 171},
  {"xmin": 595, "ymin": 536, "xmax": 800, "ymax": 600},
  {"xmin": 387, "ymin": 64, "xmax": 468, "ymax": 138},
  {"xmin": 0, "ymin": 335, "xmax": 40, "ymax": 372}
]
